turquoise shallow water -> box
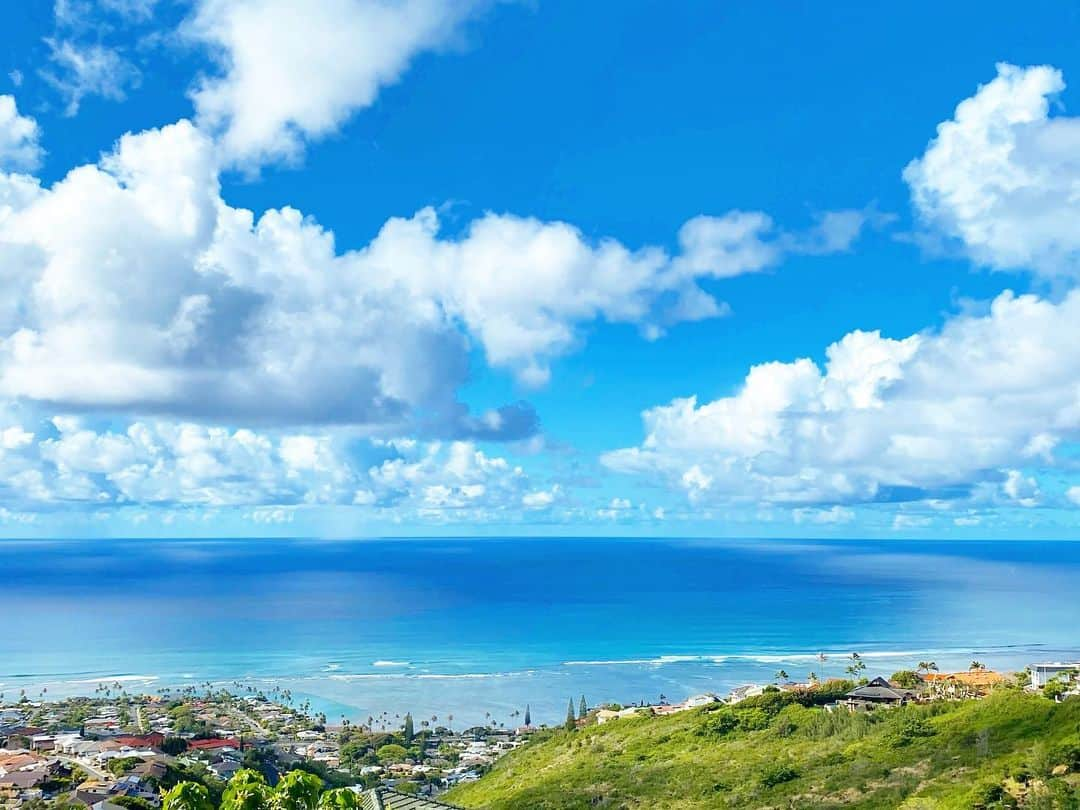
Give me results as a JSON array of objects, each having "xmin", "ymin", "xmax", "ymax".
[{"xmin": 3, "ymin": 537, "xmax": 1079, "ymax": 726}]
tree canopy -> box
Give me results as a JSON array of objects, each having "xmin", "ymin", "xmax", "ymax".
[{"xmin": 166, "ymin": 768, "xmax": 370, "ymax": 810}]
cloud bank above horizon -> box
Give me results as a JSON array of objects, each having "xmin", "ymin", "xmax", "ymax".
[{"xmin": 0, "ymin": 4, "xmax": 1078, "ymax": 537}]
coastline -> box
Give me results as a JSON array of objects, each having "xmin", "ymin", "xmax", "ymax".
[{"xmin": 6, "ymin": 643, "xmax": 1077, "ymax": 729}]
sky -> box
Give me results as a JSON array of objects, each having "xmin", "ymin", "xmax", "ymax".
[{"xmin": 1, "ymin": 0, "xmax": 1080, "ymax": 538}]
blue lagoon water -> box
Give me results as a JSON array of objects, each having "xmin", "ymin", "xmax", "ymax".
[{"xmin": 3, "ymin": 537, "xmax": 1079, "ymax": 726}]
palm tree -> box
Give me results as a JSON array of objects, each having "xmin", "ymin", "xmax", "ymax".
[
  {"xmin": 970, "ymin": 660, "xmax": 985, "ymax": 671},
  {"xmin": 817, "ymin": 652, "xmax": 828, "ymax": 680},
  {"xmin": 775, "ymin": 670, "xmax": 789, "ymax": 683},
  {"xmin": 807, "ymin": 672, "xmax": 819, "ymax": 686},
  {"xmin": 845, "ymin": 652, "xmax": 866, "ymax": 680}
]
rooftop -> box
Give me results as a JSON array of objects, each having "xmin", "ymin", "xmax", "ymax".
[
  {"xmin": 359, "ymin": 787, "xmax": 462, "ymax": 810},
  {"xmin": 924, "ymin": 671, "xmax": 1005, "ymax": 687}
]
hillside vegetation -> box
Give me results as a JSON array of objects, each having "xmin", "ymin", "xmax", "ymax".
[{"xmin": 445, "ymin": 690, "xmax": 1080, "ymax": 809}]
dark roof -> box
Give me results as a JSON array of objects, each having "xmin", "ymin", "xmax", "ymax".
[
  {"xmin": 359, "ymin": 788, "xmax": 463, "ymax": 810},
  {"xmin": 846, "ymin": 683, "xmax": 916, "ymax": 702},
  {"xmin": 2, "ymin": 726, "xmax": 45, "ymax": 737},
  {"xmin": 130, "ymin": 761, "xmax": 168, "ymax": 779},
  {"xmin": 0, "ymin": 770, "xmax": 47, "ymax": 789}
]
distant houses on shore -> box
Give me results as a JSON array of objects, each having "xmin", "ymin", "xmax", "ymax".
[{"xmin": 584, "ymin": 658, "xmax": 1080, "ymax": 729}]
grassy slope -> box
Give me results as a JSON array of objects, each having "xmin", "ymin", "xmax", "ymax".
[{"xmin": 445, "ymin": 691, "xmax": 1080, "ymax": 809}]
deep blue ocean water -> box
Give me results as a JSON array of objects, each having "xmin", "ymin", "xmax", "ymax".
[{"xmin": 3, "ymin": 538, "xmax": 1079, "ymax": 727}]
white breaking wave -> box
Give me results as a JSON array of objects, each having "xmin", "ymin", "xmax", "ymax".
[
  {"xmin": 328, "ymin": 670, "xmax": 536, "ymax": 682},
  {"xmin": 562, "ymin": 648, "xmax": 990, "ymax": 668},
  {"xmin": 371, "ymin": 660, "xmax": 409, "ymax": 668},
  {"xmin": 66, "ymin": 674, "xmax": 160, "ymax": 685},
  {"xmin": 562, "ymin": 655, "xmax": 718, "ymax": 667}
]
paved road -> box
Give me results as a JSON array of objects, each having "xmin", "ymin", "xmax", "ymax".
[
  {"xmin": 229, "ymin": 707, "xmax": 268, "ymax": 735},
  {"xmin": 56, "ymin": 754, "xmax": 111, "ymax": 781}
]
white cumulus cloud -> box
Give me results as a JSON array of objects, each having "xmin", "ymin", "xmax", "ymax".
[
  {"xmin": 0, "ymin": 414, "xmax": 559, "ymax": 520},
  {"xmin": 186, "ymin": 0, "xmax": 488, "ymax": 167},
  {"xmin": 0, "ymin": 118, "xmax": 862, "ymax": 431},
  {"xmin": 603, "ymin": 289, "xmax": 1080, "ymax": 507},
  {"xmin": 905, "ymin": 63, "xmax": 1080, "ymax": 277},
  {"xmin": 0, "ymin": 96, "xmax": 43, "ymax": 172}
]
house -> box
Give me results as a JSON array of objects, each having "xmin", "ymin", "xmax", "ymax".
[
  {"xmin": 595, "ymin": 707, "xmax": 645, "ymax": 725},
  {"xmin": 1030, "ymin": 662, "xmax": 1080, "ymax": 689},
  {"xmin": 726, "ymin": 684, "xmax": 766, "ymax": 704},
  {"xmin": 113, "ymin": 773, "xmax": 158, "ymax": 801},
  {"xmin": 186, "ymin": 738, "xmax": 240, "ymax": 752},
  {"xmin": 113, "ymin": 733, "xmax": 165, "ymax": 750},
  {"xmin": 30, "ymin": 734, "xmax": 57, "ymax": 751},
  {"xmin": 208, "ymin": 759, "xmax": 242, "ymax": 780},
  {"xmin": 358, "ymin": 787, "xmax": 463, "ymax": 809},
  {"xmin": 74, "ymin": 779, "xmax": 117, "ymax": 806},
  {"xmin": 843, "ymin": 677, "xmax": 919, "ymax": 710},
  {"xmin": 0, "ymin": 753, "xmax": 43, "ymax": 774},
  {"xmin": 924, "ymin": 670, "xmax": 1005, "ymax": 697},
  {"xmin": 2, "ymin": 726, "xmax": 45, "ymax": 748},
  {"xmin": 653, "ymin": 694, "xmax": 721, "ymax": 715},
  {"xmin": 0, "ymin": 769, "xmax": 48, "ymax": 794},
  {"xmin": 130, "ymin": 760, "xmax": 168, "ymax": 781}
]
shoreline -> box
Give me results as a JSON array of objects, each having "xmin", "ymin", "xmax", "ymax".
[{"xmin": 5, "ymin": 644, "xmax": 1077, "ymax": 729}]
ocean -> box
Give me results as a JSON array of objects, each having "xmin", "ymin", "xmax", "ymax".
[{"xmin": 3, "ymin": 537, "xmax": 1079, "ymax": 727}]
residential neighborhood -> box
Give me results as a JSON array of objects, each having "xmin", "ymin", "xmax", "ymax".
[
  {"xmin": 0, "ymin": 688, "xmax": 530, "ymax": 809},
  {"xmin": 2, "ymin": 660, "xmax": 1077, "ymax": 809}
]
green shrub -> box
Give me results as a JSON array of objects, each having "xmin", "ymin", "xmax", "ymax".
[
  {"xmin": 107, "ymin": 756, "xmax": 145, "ymax": 776},
  {"xmin": 885, "ymin": 715, "xmax": 935, "ymax": 748},
  {"xmin": 698, "ymin": 710, "xmax": 738, "ymax": 737},
  {"xmin": 376, "ymin": 744, "xmax": 407, "ymax": 764},
  {"xmin": 736, "ymin": 708, "xmax": 770, "ymax": 732},
  {"xmin": 757, "ymin": 763, "xmax": 798, "ymax": 788},
  {"xmin": 890, "ymin": 670, "xmax": 921, "ymax": 688},
  {"xmin": 969, "ymin": 781, "xmax": 1017, "ymax": 809}
]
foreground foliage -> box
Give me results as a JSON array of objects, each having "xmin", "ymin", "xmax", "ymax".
[
  {"xmin": 163, "ymin": 769, "xmax": 361, "ymax": 810},
  {"xmin": 446, "ymin": 690, "xmax": 1080, "ymax": 808}
]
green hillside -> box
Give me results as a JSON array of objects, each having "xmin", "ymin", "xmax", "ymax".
[{"xmin": 445, "ymin": 690, "xmax": 1080, "ymax": 809}]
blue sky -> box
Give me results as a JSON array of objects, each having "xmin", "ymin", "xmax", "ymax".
[{"xmin": 1, "ymin": 0, "xmax": 1080, "ymax": 538}]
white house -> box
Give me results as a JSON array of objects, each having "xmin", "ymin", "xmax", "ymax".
[
  {"xmin": 682, "ymin": 694, "xmax": 721, "ymax": 709},
  {"xmin": 726, "ymin": 684, "xmax": 766, "ymax": 704},
  {"xmin": 1030, "ymin": 662, "xmax": 1080, "ymax": 689},
  {"xmin": 595, "ymin": 707, "xmax": 645, "ymax": 725}
]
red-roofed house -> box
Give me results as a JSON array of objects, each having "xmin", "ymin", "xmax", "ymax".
[{"xmin": 113, "ymin": 734, "xmax": 165, "ymax": 749}]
